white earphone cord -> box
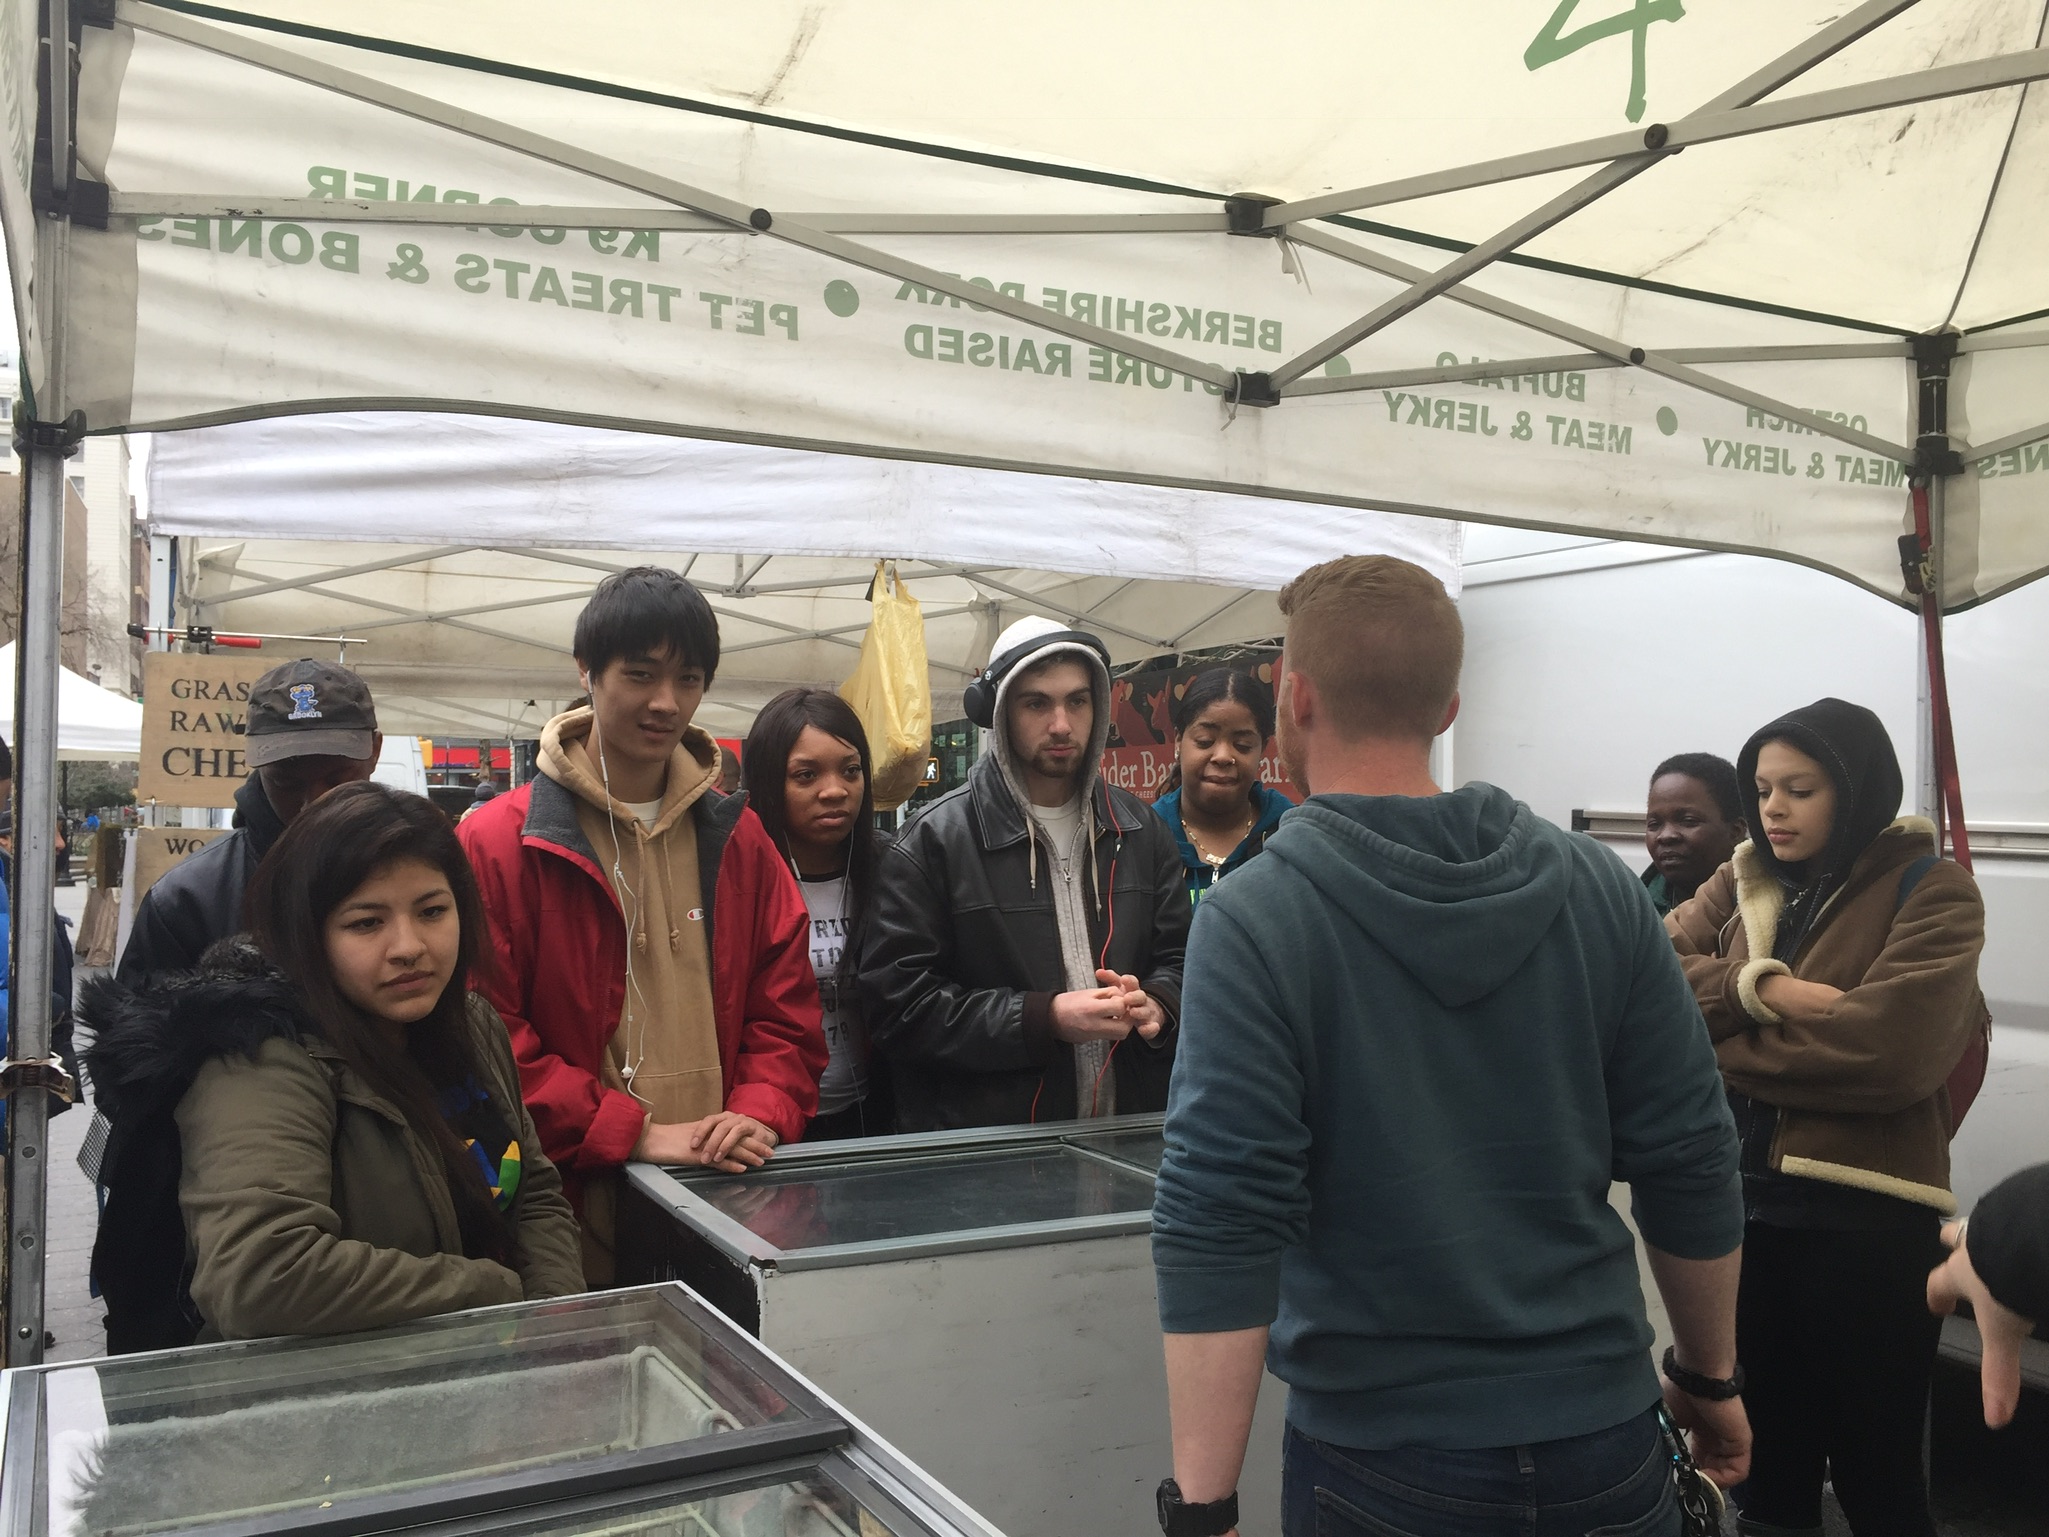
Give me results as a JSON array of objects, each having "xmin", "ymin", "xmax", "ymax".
[{"xmin": 588, "ymin": 679, "xmax": 655, "ymax": 1110}]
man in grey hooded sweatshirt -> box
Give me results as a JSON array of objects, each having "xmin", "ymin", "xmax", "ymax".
[
  {"xmin": 863, "ymin": 617, "xmax": 1189, "ymax": 1132},
  {"xmin": 1152, "ymin": 557, "xmax": 1749, "ymax": 1537}
]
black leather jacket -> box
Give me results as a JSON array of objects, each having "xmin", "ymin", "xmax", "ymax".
[
  {"xmin": 116, "ymin": 775, "xmax": 285, "ymax": 989},
  {"xmin": 861, "ymin": 755, "xmax": 1190, "ymax": 1132}
]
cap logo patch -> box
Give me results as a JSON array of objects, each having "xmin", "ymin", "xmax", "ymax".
[{"xmin": 287, "ymin": 683, "xmax": 323, "ymax": 721}]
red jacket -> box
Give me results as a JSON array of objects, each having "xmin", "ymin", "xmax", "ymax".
[{"xmin": 458, "ymin": 772, "xmax": 825, "ymax": 1188}]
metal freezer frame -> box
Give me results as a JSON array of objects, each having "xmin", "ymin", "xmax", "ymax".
[
  {"xmin": 0, "ymin": 1281, "xmax": 1002, "ymax": 1537},
  {"xmin": 622, "ymin": 1113, "xmax": 1168, "ymax": 1275}
]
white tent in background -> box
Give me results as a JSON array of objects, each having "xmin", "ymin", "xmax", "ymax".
[
  {"xmin": 142, "ymin": 413, "xmax": 1462, "ymax": 736},
  {"xmin": 0, "ymin": 642, "xmax": 143, "ymax": 760}
]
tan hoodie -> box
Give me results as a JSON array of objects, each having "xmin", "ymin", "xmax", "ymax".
[{"xmin": 538, "ymin": 708, "xmax": 724, "ymax": 1130}]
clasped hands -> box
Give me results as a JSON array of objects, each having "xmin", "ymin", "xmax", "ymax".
[
  {"xmin": 634, "ymin": 1110, "xmax": 779, "ymax": 1173},
  {"xmin": 1051, "ymin": 969, "xmax": 1165, "ymax": 1044}
]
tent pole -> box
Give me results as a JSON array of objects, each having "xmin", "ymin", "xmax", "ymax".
[
  {"xmin": 1915, "ymin": 475, "xmax": 1942, "ymax": 823},
  {"xmin": 5, "ymin": 432, "xmax": 75, "ymax": 1368},
  {"xmin": 5, "ymin": 0, "xmax": 81, "ymax": 1369}
]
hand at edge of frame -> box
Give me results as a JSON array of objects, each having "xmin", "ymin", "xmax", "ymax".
[{"xmin": 1929, "ymin": 1218, "xmax": 2035, "ymax": 1429}]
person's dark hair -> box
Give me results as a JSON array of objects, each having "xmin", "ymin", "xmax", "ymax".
[
  {"xmin": 1650, "ymin": 752, "xmax": 1744, "ymax": 824},
  {"xmin": 1161, "ymin": 669, "xmax": 1277, "ymax": 796},
  {"xmin": 572, "ymin": 566, "xmax": 721, "ymax": 686},
  {"xmin": 243, "ymin": 781, "xmax": 518, "ymax": 1268},
  {"xmin": 0, "ymin": 734, "xmax": 12, "ymax": 780},
  {"xmin": 742, "ymin": 689, "xmax": 879, "ymax": 995}
]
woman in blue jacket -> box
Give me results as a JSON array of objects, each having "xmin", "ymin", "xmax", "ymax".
[{"xmin": 1152, "ymin": 669, "xmax": 1292, "ymax": 905}]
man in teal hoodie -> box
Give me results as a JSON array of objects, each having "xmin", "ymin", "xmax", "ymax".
[{"xmin": 1152, "ymin": 556, "xmax": 1749, "ymax": 1537}]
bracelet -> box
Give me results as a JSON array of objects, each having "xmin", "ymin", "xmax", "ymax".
[{"xmin": 1661, "ymin": 1345, "xmax": 1744, "ymax": 1401}]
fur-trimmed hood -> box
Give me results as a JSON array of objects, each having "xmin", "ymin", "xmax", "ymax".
[{"xmin": 82, "ymin": 938, "xmax": 311, "ymax": 1126}]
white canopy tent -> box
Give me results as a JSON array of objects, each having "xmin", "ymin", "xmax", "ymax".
[
  {"xmin": 7, "ymin": 0, "xmax": 2049, "ymax": 1358},
  {"xmin": 143, "ymin": 413, "xmax": 1463, "ymax": 737},
  {"xmin": 0, "ymin": 642, "xmax": 142, "ymax": 759},
  {"xmin": 12, "ymin": 0, "xmax": 2049, "ymax": 605}
]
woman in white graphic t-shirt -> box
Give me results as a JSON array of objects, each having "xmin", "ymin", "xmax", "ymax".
[{"xmin": 742, "ymin": 690, "xmax": 891, "ymax": 1140}]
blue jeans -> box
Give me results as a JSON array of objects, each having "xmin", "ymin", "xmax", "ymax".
[{"xmin": 1281, "ymin": 1406, "xmax": 1680, "ymax": 1537}]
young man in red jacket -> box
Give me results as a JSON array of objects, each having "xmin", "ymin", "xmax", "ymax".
[{"xmin": 459, "ymin": 567, "xmax": 825, "ymax": 1284}]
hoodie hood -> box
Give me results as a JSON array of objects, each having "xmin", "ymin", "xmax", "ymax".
[
  {"xmin": 1262, "ymin": 784, "xmax": 1572, "ymax": 1007},
  {"xmin": 982, "ymin": 615, "xmax": 1113, "ymax": 819},
  {"xmin": 1737, "ymin": 696, "xmax": 1902, "ymax": 891},
  {"xmin": 539, "ymin": 705, "xmax": 720, "ymax": 838}
]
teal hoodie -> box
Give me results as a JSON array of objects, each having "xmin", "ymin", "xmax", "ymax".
[{"xmin": 1153, "ymin": 783, "xmax": 1741, "ymax": 1451}]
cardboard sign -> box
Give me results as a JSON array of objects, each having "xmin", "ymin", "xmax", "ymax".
[
  {"xmin": 131, "ymin": 826, "xmax": 230, "ymax": 902},
  {"xmin": 137, "ymin": 652, "xmax": 273, "ymax": 807}
]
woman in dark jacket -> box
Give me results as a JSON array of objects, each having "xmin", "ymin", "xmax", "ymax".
[
  {"xmin": 1151, "ymin": 669, "xmax": 1291, "ymax": 906},
  {"xmin": 84, "ymin": 782, "xmax": 583, "ymax": 1345},
  {"xmin": 743, "ymin": 688, "xmax": 891, "ymax": 1140},
  {"xmin": 1665, "ymin": 698, "xmax": 1986, "ymax": 1537}
]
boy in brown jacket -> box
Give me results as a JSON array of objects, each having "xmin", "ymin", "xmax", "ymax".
[{"xmin": 1666, "ymin": 696, "xmax": 1985, "ymax": 1537}]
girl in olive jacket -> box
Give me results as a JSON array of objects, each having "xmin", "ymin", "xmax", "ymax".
[
  {"xmin": 85, "ymin": 783, "xmax": 584, "ymax": 1345},
  {"xmin": 1665, "ymin": 697, "xmax": 1986, "ymax": 1537}
]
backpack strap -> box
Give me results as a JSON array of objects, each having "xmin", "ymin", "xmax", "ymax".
[{"xmin": 1896, "ymin": 854, "xmax": 1941, "ymax": 911}]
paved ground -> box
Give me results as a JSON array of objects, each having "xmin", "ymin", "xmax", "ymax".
[{"xmin": 43, "ymin": 880, "xmax": 107, "ymax": 1363}]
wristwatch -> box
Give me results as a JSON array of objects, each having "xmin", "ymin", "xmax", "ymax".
[
  {"xmin": 1661, "ymin": 1345, "xmax": 1745, "ymax": 1401},
  {"xmin": 1157, "ymin": 1478, "xmax": 1238, "ymax": 1537}
]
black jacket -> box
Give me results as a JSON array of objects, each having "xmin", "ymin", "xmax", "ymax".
[
  {"xmin": 862, "ymin": 754, "xmax": 1190, "ymax": 1131},
  {"xmin": 82, "ymin": 941, "xmax": 307, "ymax": 1351},
  {"xmin": 116, "ymin": 775, "xmax": 285, "ymax": 988}
]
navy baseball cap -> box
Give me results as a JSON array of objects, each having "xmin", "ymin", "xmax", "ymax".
[{"xmin": 245, "ymin": 660, "xmax": 379, "ymax": 767}]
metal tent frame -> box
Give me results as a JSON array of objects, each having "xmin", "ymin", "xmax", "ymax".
[{"xmin": 168, "ymin": 540, "xmax": 1299, "ymax": 739}]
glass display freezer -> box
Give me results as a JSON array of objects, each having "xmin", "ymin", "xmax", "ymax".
[
  {"xmin": 617, "ymin": 1115, "xmax": 1289, "ymax": 1537},
  {"xmin": 0, "ymin": 1284, "xmax": 1001, "ymax": 1537}
]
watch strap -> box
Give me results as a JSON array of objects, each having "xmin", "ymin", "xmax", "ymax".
[{"xmin": 1156, "ymin": 1478, "xmax": 1238, "ymax": 1537}]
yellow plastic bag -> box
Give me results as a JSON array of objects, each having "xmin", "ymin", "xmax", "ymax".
[{"xmin": 839, "ymin": 562, "xmax": 931, "ymax": 811}]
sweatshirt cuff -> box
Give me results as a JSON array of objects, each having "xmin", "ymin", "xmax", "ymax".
[
  {"xmin": 1631, "ymin": 1166, "xmax": 1746, "ymax": 1261},
  {"xmin": 726, "ymin": 1082, "xmax": 807, "ymax": 1147},
  {"xmin": 1734, "ymin": 959, "xmax": 1791, "ymax": 1025},
  {"xmin": 1022, "ymin": 992, "xmax": 1057, "ymax": 1061},
  {"xmin": 1153, "ymin": 1246, "xmax": 1285, "ymax": 1334},
  {"xmin": 1970, "ymin": 1163, "xmax": 2049, "ymax": 1322},
  {"xmin": 581, "ymin": 1087, "xmax": 653, "ymax": 1170}
]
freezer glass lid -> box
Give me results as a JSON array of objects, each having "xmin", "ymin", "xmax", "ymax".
[
  {"xmin": 27, "ymin": 1288, "xmax": 832, "ymax": 1536},
  {"xmin": 1062, "ymin": 1125, "xmax": 1166, "ymax": 1173},
  {"xmin": 444, "ymin": 1461, "xmax": 931, "ymax": 1536},
  {"xmin": 687, "ymin": 1144, "xmax": 1155, "ymax": 1251}
]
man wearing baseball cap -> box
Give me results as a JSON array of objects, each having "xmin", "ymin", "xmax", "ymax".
[{"xmin": 116, "ymin": 659, "xmax": 382, "ymax": 983}]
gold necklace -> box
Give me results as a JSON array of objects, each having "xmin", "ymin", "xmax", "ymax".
[{"xmin": 1185, "ymin": 811, "xmax": 1257, "ymax": 868}]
